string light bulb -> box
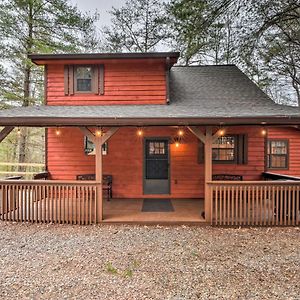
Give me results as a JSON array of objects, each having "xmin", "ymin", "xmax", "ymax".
[
  {"xmin": 17, "ymin": 127, "xmax": 21, "ymax": 136},
  {"xmin": 175, "ymin": 141, "xmax": 180, "ymax": 148}
]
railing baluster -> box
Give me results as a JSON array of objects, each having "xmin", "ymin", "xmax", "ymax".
[
  {"xmin": 296, "ymin": 186, "xmax": 299, "ymax": 226},
  {"xmin": 287, "ymin": 186, "xmax": 291, "ymax": 226}
]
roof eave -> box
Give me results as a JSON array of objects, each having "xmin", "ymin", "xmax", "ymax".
[
  {"xmin": 29, "ymin": 52, "xmax": 180, "ymax": 65},
  {"xmin": 1, "ymin": 116, "xmax": 300, "ymax": 127}
]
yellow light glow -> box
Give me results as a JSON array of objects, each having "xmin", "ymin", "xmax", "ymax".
[
  {"xmin": 137, "ymin": 129, "xmax": 143, "ymax": 136},
  {"xmin": 261, "ymin": 128, "xmax": 267, "ymax": 136},
  {"xmin": 175, "ymin": 142, "xmax": 180, "ymax": 147},
  {"xmin": 178, "ymin": 129, "xmax": 184, "ymax": 136},
  {"xmin": 95, "ymin": 129, "xmax": 102, "ymax": 137},
  {"xmin": 219, "ymin": 129, "xmax": 225, "ymax": 136},
  {"xmin": 55, "ymin": 128, "xmax": 61, "ymax": 136}
]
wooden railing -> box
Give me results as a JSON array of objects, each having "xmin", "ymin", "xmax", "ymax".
[
  {"xmin": 208, "ymin": 181, "xmax": 300, "ymax": 227},
  {"xmin": 0, "ymin": 180, "xmax": 101, "ymax": 225}
]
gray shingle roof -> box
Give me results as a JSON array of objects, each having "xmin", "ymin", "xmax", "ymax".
[{"xmin": 0, "ymin": 65, "xmax": 300, "ymax": 126}]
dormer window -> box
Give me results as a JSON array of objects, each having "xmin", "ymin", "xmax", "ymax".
[
  {"xmin": 64, "ymin": 64, "xmax": 104, "ymax": 95},
  {"xmin": 75, "ymin": 66, "xmax": 93, "ymax": 92}
]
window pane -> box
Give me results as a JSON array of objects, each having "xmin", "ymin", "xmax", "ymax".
[
  {"xmin": 267, "ymin": 140, "xmax": 288, "ymax": 169},
  {"xmin": 149, "ymin": 141, "xmax": 166, "ymax": 155},
  {"xmin": 76, "ymin": 66, "xmax": 92, "ymax": 92},
  {"xmin": 212, "ymin": 136, "xmax": 236, "ymax": 161},
  {"xmin": 270, "ymin": 141, "xmax": 287, "ymax": 154},
  {"xmin": 271, "ymin": 155, "xmax": 286, "ymax": 168}
]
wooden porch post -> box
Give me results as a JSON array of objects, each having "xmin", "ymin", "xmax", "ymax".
[
  {"xmin": 204, "ymin": 127, "xmax": 213, "ymax": 222},
  {"xmin": 188, "ymin": 126, "xmax": 216, "ymax": 222},
  {"xmin": 80, "ymin": 127, "xmax": 120, "ymax": 223},
  {"xmin": 95, "ymin": 135, "xmax": 103, "ymax": 223}
]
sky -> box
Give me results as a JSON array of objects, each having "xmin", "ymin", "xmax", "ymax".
[{"xmin": 70, "ymin": 0, "xmax": 127, "ymax": 29}]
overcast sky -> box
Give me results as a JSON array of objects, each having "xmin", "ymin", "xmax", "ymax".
[{"xmin": 70, "ymin": 0, "xmax": 127, "ymax": 29}]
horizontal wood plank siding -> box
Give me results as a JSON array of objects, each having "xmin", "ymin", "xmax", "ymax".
[
  {"xmin": 47, "ymin": 126, "xmax": 265, "ymax": 199},
  {"xmin": 47, "ymin": 60, "xmax": 167, "ymax": 105},
  {"xmin": 267, "ymin": 127, "xmax": 300, "ymax": 176}
]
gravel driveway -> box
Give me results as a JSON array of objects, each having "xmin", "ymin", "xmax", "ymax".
[{"xmin": 0, "ymin": 223, "xmax": 299, "ymax": 300}]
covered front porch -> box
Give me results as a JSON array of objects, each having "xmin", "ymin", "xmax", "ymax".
[{"xmin": 1, "ymin": 106, "xmax": 300, "ymax": 226}]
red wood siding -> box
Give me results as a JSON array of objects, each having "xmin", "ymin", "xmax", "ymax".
[
  {"xmin": 267, "ymin": 127, "xmax": 300, "ymax": 176},
  {"xmin": 46, "ymin": 59, "xmax": 167, "ymax": 105},
  {"xmin": 47, "ymin": 126, "xmax": 265, "ymax": 198}
]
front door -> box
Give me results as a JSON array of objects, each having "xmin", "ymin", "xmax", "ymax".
[{"xmin": 144, "ymin": 138, "xmax": 170, "ymax": 194}]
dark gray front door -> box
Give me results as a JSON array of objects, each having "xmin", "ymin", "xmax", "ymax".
[{"xmin": 144, "ymin": 138, "xmax": 170, "ymax": 194}]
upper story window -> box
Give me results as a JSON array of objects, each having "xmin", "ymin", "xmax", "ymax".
[
  {"xmin": 64, "ymin": 64, "xmax": 104, "ymax": 95},
  {"xmin": 267, "ymin": 140, "xmax": 288, "ymax": 169},
  {"xmin": 75, "ymin": 66, "xmax": 92, "ymax": 92}
]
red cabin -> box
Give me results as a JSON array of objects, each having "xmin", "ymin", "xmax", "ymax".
[{"xmin": 0, "ymin": 52, "xmax": 300, "ymax": 226}]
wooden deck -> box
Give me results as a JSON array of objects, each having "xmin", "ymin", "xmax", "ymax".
[
  {"xmin": 103, "ymin": 198, "xmax": 205, "ymax": 223},
  {"xmin": 1, "ymin": 196, "xmax": 204, "ymax": 224}
]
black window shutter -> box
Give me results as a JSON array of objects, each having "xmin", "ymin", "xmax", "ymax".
[
  {"xmin": 99, "ymin": 64, "xmax": 105, "ymax": 95},
  {"xmin": 237, "ymin": 134, "xmax": 248, "ymax": 164},
  {"xmin": 69, "ymin": 65, "xmax": 74, "ymax": 95},
  {"xmin": 92, "ymin": 65, "xmax": 99, "ymax": 94},
  {"xmin": 64, "ymin": 65, "xmax": 69, "ymax": 95},
  {"xmin": 198, "ymin": 141, "xmax": 205, "ymax": 164}
]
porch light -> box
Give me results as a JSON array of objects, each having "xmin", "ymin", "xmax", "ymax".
[
  {"xmin": 95, "ymin": 127, "xmax": 102, "ymax": 137},
  {"xmin": 55, "ymin": 127, "xmax": 61, "ymax": 136},
  {"xmin": 137, "ymin": 127, "xmax": 143, "ymax": 136},
  {"xmin": 178, "ymin": 128, "xmax": 184, "ymax": 136},
  {"xmin": 261, "ymin": 128, "xmax": 267, "ymax": 136},
  {"xmin": 174, "ymin": 137, "xmax": 181, "ymax": 147},
  {"xmin": 218, "ymin": 128, "xmax": 225, "ymax": 136}
]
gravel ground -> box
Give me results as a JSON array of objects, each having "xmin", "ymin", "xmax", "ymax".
[{"xmin": 0, "ymin": 223, "xmax": 299, "ymax": 300}]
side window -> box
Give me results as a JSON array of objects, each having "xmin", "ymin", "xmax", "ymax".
[
  {"xmin": 64, "ymin": 64, "xmax": 104, "ymax": 95},
  {"xmin": 267, "ymin": 140, "xmax": 288, "ymax": 169}
]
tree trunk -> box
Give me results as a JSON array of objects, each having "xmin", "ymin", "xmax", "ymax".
[{"xmin": 18, "ymin": 2, "xmax": 33, "ymax": 172}]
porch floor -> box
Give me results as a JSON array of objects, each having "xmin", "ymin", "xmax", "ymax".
[
  {"xmin": 1, "ymin": 196, "xmax": 204, "ymax": 224},
  {"xmin": 103, "ymin": 198, "xmax": 205, "ymax": 223}
]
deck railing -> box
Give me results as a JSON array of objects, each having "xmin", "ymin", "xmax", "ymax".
[
  {"xmin": 0, "ymin": 180, "xmax": 101, "ymax": 225},
  {"xmin": 209, "ymin": 181, "xmax": 300, "ymax": 226}
]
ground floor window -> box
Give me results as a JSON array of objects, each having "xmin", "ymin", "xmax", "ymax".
[
  {"xmin": 267, "ymin": 140, "xmax": 288, "ymax": 169},
  {"xmin": 212, "ymin": 136, "xmax": 236, "ymax": 162}
]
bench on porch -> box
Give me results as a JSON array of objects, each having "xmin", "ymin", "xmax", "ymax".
[
  {"xmin": 212, "ymin": 174, "xmax": 243, "ymax": 181},
  {"xmin": 76, "ymin": 174, "xmax": 113, "ymax": 201}
]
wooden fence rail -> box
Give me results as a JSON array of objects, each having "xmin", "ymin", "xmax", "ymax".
[
  {"xmin": 0, "ymin": 180, "xmax": 101, "ymax": 225},
  {"xmin": 208, "ymin": 181, "xmax": 300, "ymax": 226}
]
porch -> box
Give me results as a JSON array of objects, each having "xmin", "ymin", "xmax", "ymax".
[{"xmin": 1, "ymin": 179, "xmax": 299, "ymax": 226}]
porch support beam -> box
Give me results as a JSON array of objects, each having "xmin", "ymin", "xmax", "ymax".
[
  {"xmin": 79, "ymin": 127, "xmax": 95, "ymax": 143},
  {"xmin": 187, "ymin": 126, "xmax": 213, "ymax": 223},
  {"xmin": 82, "ymin": 127, "xmax": 119, "ymax": 223},
  {"xmin": 0, "ymin": 126, "xmax": 14, "ymax": 143},
  {"xmin": 204, "ymin": 127, "xmax": 213, "ymax": 223},
  {"xmin": 95, "ymin": 135, "xmax": 102, "ymax": 223},
  {"xmin": 100, "ymin": 127, "xmax": 120, "ymax": 144},
  {"xmin": 187, "ymin": 126, "xmax": 206, "ymax": 144}
]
